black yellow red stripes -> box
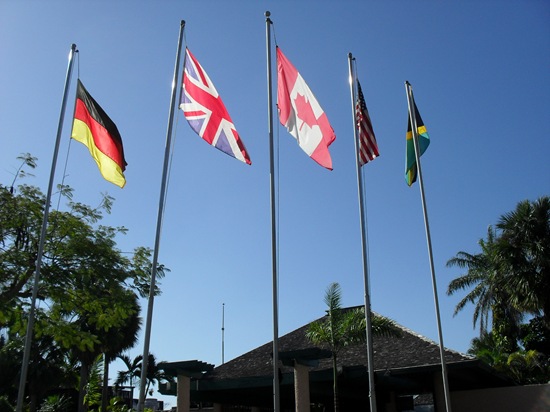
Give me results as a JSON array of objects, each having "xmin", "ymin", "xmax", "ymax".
[{"xmin": 72, "ymin": 79, "xmax": 127, "ymax": 188}]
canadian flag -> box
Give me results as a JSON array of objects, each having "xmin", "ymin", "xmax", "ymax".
[{"xmin": 276, "ymin": 47, "xmax": 336, "ymax": 170}]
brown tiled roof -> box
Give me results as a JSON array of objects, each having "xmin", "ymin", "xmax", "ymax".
[
  {"xmin": 208, "ymin": 308, "xmax": 472, "ymax": 381},
  {"xmin": 159, "ymin": 308, "xmax": 513, "ymax": 406}
]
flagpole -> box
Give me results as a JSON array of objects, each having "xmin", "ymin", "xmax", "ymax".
[
  {"xmin": 347, "ymin": 53, "xmax": 378, "ymax": 412},
  {"xmin": 16, "ymin": 43, "xmax": 78, "ymax": 412},
  {"xmin": 405, "ymin": 81, "xmax": 452, "ymax": 412},
  {"xmin": 137, "ymin": 20, "xmax": 185, "ymax": 412},
  {"xmin": 265, "ymin": 11, "xmax": 281, "ymax": 412}
]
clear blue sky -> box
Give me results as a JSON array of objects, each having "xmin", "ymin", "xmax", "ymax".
[{"xmin": 1, "ymin": 1, "xmax": 549, "ymax": 407}]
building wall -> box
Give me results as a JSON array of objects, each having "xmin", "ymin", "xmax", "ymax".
[{"xmin": 451, "ymin": 384, "xmax": 550, "ymax": 412}]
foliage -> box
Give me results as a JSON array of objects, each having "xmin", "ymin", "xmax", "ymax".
[
  {"xmin": 496, "ymin": 197, "xmax": 550, "ymax": 327},
  {"xmin": 38, "ymin": 395, "xmax": 72, "ymax": 412},
  {"xmin": 306, "ymin": 283, "xmax": 401, "ymax": 352},
  {"xmin": 506, "ymin": 350, "xmax": 548, "ymax": 384},
  {"xmin": 0, "ymin": 155, "xmax": 166, "ymax": 410},
  {"xmin": 448, "ymin": 196, "xmax": 550, "ymax": 384},
  {"xmin": 115, "ymin": 354, "xmax": 142, "ymax": 388},
  {"xmin": 107, "ymin": 397, "xmax": 133, "ymax": 412},
  {"xmin": 0, "ymin": 329, "xmax": 77, "ymax": 411},
  {"xmin": 0, "ymin": 396, "xmax": 14, "ymax": 412},
  {"xmin": 115, "ymin": 353, "xmax": 174, "ymax": 397},
  {"xmin": 467, "ymin": 331, "xmax": 549, "ymax": 384},
  {"xmin": 306, "ymin": 282, "xmax": 400, "ymax": 412},
  {"xmin": 83, "ymin": 355, "xmax": 103, "ymax": 410},
  {"xmin": 520, "ymin": 316, "xmax": 550, "ymax": 354},
  {"xmin": 9, "ymin": 153, "xmax": 37, "ymax": 192}
]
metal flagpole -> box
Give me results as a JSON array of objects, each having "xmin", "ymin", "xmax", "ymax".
[
  {"xmin": 137, "ymin": 20, "xmax": 185, "ymax": 411},
  {"xmin": 405, "ymin": 81, "xmax": 452, "ymax": 412},
  {"xmin": 16, "ymin": 43, "xmax": 78, "ymax": 412},
  {"xmin": 222, "ymin": 303, "xmax": 225, "ymax": 364},
  {"xmin": 347, "ymin": 53, "xmax": 378, "ymax": 412},
  {"xmin": 265, "ymin": 10, "xmax": 281, "ymax": 412}
]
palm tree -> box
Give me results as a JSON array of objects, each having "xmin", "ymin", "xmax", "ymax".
[
  {"xmin": 115, "ymin": 354, "xmax": 141, "ymax": 390},
  {"xmin": 305, "ymin": 282, "xmax": 400, "ymax": 412},
  {"xmin": 448, "ymin": 197, "xmax": 550, "ymax": 350},
  {"xmin": 115, "ymin": 353, "xmax": 173, "ymax": 400},
  {"xmin": 141, "ymin": 353, "xmax": 174, "ymax": 395},
  {"xmin": 496, "ymin": 196, "xmax": 550, "ymax": 327},
  {"xmin": 446, "ymin": 226, "xmax": 523, "ymax": 352}
]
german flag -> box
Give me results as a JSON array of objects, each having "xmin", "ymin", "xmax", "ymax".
[{"xmin": 72, "ymin": 80, "xmax": 127, "ymax": 187}]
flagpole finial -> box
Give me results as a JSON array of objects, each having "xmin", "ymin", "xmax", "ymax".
[
  {"xmin": 265, "ymin": 10, "xmax": 271, "ymax": 17},
  {"xmin": 181, "ymin": 20, "xmax": 185, "ymax": 27}
]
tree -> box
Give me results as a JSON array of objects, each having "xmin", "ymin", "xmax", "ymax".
[
  {"xmin": 141, "ymin": 353, "xmax": 174, "ymax": 396},
  {"xmin": 496, "ymin": 197, "xmax": 550, "ymax": 327},
  {"xmin": 447, "ymin": 226, "xmax": 523, "ymax": 352},
  {"xmin": 447, "ymin": 197, "xmax": 550, "ymax": 383},
  {"xmin": 0, "ymin": 183, "xmax": 44, "ymax": 319},
  {"xmin": 8, "ymin": 153, "xmax": 37, "ymax": 193},
  {"xmin": 115, "ymin": 353, "xmax": 174, "ymax": 398},
  {"xmin": 47, "ymin": 279, "xmax": 141, "ymax": 412},
  {"xmin": 101, "ymin": 293, "xmax": 142, "ymax": 412},
  {"xmin": 467, "ymin": 332, "xmax": 549, "ymax": 384},
  {"xmin": 115, "ymin": 354, "xmax": 142, "ymax": 390},
  {"xmin": 0, "ymin": 155, "xmax": 165, "ymax": 410},
  {"xmin": 305, "ymin": 282, "xmax": 400, "ymax": 412},
  {"xmin": 1, "ymin": 311, "xmax": 77, "ymax": 411},
  {"xmin": 520, "ymin": 316, "xmax": 550, "ymax": 356}
]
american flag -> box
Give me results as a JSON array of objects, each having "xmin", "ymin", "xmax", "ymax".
[
  {"xmin": 355, "ymin": 80, "xmax": 379, "ymax": 166},
  {"xmin": 180, "ymin": 47, "xmax": 251, "ymax": 165}
]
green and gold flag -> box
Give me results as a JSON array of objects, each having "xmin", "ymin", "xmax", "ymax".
[{"xmin": 405, "ymin": 100, "xmax": 430, "ymax": 186}]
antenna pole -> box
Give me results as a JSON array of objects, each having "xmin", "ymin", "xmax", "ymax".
[{"xmin": 222, "ymin": 303, "xmax": 225, "ymax": 364}]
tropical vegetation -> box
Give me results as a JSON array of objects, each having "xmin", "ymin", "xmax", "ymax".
[
  {"xmin": 447, "ymin": 196, "xmax": 550, "ymax": 384},
  {"xmin": 306, "ymin": 282, "xmax": 401, "ymax": 412},
  {"xmin": 0, "ymin": 154, "xmax": 170, "ymax": 411},
  {"xmin": 115, "ymin": 353, "xmax": 174, "ymax": 399}
]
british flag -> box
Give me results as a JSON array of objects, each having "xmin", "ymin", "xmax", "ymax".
[{"xmin": 180, "ymin": 47, "xmax": 251, "ymax": 165}]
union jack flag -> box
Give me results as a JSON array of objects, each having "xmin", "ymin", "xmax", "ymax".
[
  {"xmin": 180, "ymin": 47, "xmax": 251, "ymax": 165},
  {"xmin": 356, "ymin": 80, "xmax": 379, "ymax": 166}
]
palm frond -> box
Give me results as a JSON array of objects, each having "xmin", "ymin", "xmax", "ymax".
[{"xmin": 324, "ymin": 282, "xmax": 342, "ymax": 313}]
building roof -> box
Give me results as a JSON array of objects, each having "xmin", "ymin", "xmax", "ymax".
[
  {"xmin": 160, "ymin": 308, "xmax": 514, "ymax": 407},
  {"xmin": 209, "ymin": 309, "xmax": 471, "ymax": 380}
]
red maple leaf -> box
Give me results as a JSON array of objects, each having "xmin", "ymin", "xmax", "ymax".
[{"xmin": 294, "ymin": 93, "xmax": 317, "ymax": 131}]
